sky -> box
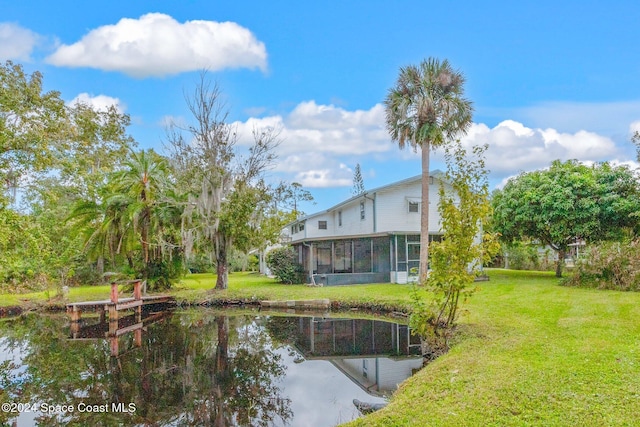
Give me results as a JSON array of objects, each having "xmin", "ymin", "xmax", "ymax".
[{"xmin": 2, "ymin": 0, "xmax": 639, "ymax": 213}]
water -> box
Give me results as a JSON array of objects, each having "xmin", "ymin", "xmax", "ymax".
[{"xmin": 0, "ymin": 309, "xmax": 423, "ymax": 426}]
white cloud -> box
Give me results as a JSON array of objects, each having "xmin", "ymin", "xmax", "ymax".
[
  {"xmin": 68, "ymin": 93, "xmax": 125, "ymax": 113},
  {"xmin": 272, "ymin": 153, "xmax": 353, "ymax": 187},
  {"xmin": 609, "ymin": 159, "xmax": 640, "ymax": 170},
  {"xmin": 229, "ymin": 102, "xmax": 391, "ymax": 187},
  {"xmin": 234, "ymin": 102, "xmax": 389, "ymax": 156},
  {"xmin": 459, "ymin": 120, "xmax": 619, "ymax": 177},
  {"xmin": 46, "ymin": 13, "xmax": 267, "ymax": 77},
  {"xmin": 0, "ymin": 23, "xmax": 40, "ymax": 61},
  {"xmin": 631, "ymin": 121, "xmax": 640, "ymax": 135},
  {"xmin": 221, "ymin": 101, "xmax": 637, "ymax": 190},
  {"xmin": 295, "ymin": 165, "xmax": 353, "ymax": 188}
]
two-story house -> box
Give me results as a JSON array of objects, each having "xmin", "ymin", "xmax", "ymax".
[{"xmin": 284, "ymin": 173, "xmax": 450, "ymax": 285}]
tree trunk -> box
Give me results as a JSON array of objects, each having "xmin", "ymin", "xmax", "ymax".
[
  {"xmin": 555, "ymin": 249, "xmax": 565, "ymax": 278},
  {"xmin": 97, "ymin": 256, "xmax": 105, "ymax": 275},
  {"xmin": 419, "ymin": 143, "xmax": 431, "ymax": 283},
  {"xmin": 141, "ymin": 206, "xmax": 150, "ymax": 280},
  {"xmin": 215, "ymin": 232, "xmax": 229, "ymax": 290},
  {"xmin": 214, "ymin": 316, "xmax": 229, "ymax": 426}
]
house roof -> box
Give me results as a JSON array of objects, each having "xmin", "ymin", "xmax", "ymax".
[{"xmin": 288, "ymin": 170, "xmax": 445, "ymax": 225}]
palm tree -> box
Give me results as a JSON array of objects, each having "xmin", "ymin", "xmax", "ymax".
[
  {"xmin": 67, "ymin": 191, "xmax": 137, "ymax": 273},
  {"xmin": 112, "ymin": 149, "xmax": 170, "ymax": 279},
  {"xmin": 385, "ymin": 58, "xmax": 473, "ymax": 282}
]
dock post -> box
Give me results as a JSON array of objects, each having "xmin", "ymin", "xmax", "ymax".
[
  {"xmin": 133, "ymin": 280, "xmax": 142, "ymax": 300},
  {"xmin": 67, "ymin": 306, "xmax": 82, "ymax": 322},
  {"xmin": 134, "ymin": 329, "xmax": 142, "ymax": 347},
  {"xmin": 109, "ymin": 318, "xmax": 118, "ymax": 335},
  {"xmin": 110, "ymin": 337, "xmax": 119, "ymax": 357},
  {"xmin": 70, "ymin": 320, "xmax": 80, "ymax": 336},
  {"xmin": 110, "ymin": 282, "xmax": 119, "ymax": 304},
  {"xmin": 109, "ymin": 304, "xmax": 119, "ymax": 322}
]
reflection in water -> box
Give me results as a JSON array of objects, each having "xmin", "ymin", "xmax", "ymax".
[
  {"xmin": 266, "ymin": 316, "xmax": 423, "ymax": 397},
  {"xmin": 0, "ymin": 310, "xmax": 422, "ymax": 426},
  {"xmin": 69, "ymin": 310, "xmax": 172, "ymax": 356}
]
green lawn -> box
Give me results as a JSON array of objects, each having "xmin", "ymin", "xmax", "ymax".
[
  {"xmin": 173, "ymin": 272, "xmax": 414, "ymax": 312},
  {"xmin": 2, "ymin": 269, "xmax": 638, "ymax": 426},
  {"xmin": 347, "ymin": 269, "xmax": 640, "ymax": 426},
  {"xmin": 0, "ymin": 272, "xmax": 414, "ymax": 311}
]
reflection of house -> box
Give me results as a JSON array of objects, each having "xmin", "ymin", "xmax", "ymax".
[
  {"xmin": 293, "ymin": 317, "xmax": 423, "ymax": 397},
  {"xmin": 284, "ymin": 174, "xmax": 449, "ymax": 285},
  {"xmin": 294, "ymin": 317, "xmax": 422, "ymax": 357},
  {"xmin": 332, "ymin": 357, "xmax": 423, "ymax": 397}
]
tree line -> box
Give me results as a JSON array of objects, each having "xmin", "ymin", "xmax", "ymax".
[
  {"xmin": 3, "ymin": 57, "xmax": 639, "ymax": 298},
  {"xmin": 0, "ymin": 62, "xmax": 302, "ymax": 291}
]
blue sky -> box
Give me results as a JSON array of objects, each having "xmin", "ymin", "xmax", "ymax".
[{"xmin": 2, "ymin": 0, "xmax": 639, "ymax": 213}]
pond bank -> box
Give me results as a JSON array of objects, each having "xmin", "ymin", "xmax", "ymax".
[{"xmin": 0, "ymin": 296, "xmax": 412, "ymax": 320}]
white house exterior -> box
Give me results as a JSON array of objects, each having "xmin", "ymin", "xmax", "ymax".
[{"xmin": 284, "ymin": 173, "xmax": 451, "ymax": 285}]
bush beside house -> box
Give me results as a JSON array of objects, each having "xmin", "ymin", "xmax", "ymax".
[{"xmin": 265, "ymin": 247, "xmax": 305, "ymax": 284}]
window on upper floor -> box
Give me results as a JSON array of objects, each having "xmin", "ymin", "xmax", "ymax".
[
  {"xmin": 338, "ymin": 211, "xmax": 342, "ymax": 226},
  {"xmin": 318, "ymin": 220, "xmax": 327, "ymax": 230},
  {"xmin": 360, "ymin": 202, "xmax": 365, "ymax": 220},
  {"xmin": 408, "ymin": 201, "xmax": 419, "ymax": 213}
]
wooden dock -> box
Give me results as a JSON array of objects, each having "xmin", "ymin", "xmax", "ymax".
[
  {"xmin": 66, "ymin": 280, "xmax": 174, "ymax": 323},
  {"xmin": 69, "ymin": 310, "xmax": 173, "ymax": 356}
]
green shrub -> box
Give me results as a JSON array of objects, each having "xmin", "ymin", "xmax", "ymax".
[
  {"xmin": 509, "ymin": 243, "xmax": 538, "ymax": 270},
  {"xmin": 504, "ymin": 243, "xmax": 554, "ymax": 271},
  {"xmin": 247, "ymin": 254, "xmax": 259, "ymax": 272},
  {"xmin": 186, "ymin": 254, "xmax": 215, "ymax": 274},
  {"xmin": 564, "ymin": 240, "xmax": 640, "ymax": 291},
  {"xmin": 265, "ymin": 247, "xmax": 305, "ymax": 284},
  {"xmin": 229, "ymin": 248, "xmax": 252, "ymax": 272}
]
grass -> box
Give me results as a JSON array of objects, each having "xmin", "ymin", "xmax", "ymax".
[
  {"xmin": 0, "ymin": 272, "xmax": 414, "ymax": 311},
  {"xmin": 1, "ymin": 283, "xmax": 129, "ymax": 307},
  {"xmin": 346, "ymin": 269, "xmax": 640, "ymax": 426},
  {"xmin": 173, "ymin": 272, "xmax": 414, "ymax": 311},
  {"xmin": 2, "ymin": 269, "xmax": 639, "ymax": 425}
]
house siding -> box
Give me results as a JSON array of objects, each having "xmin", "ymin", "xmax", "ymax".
[
  {"xmin": 281, "ymin": 174, "xmax": 455, "ymax": 285},
  {"xmin": 333, "ymin": 198, "xmax": 375, "ymax": 236},
  {"xmin": 375, "ymin": 178, "xmax": 445, "ymax": 233}
]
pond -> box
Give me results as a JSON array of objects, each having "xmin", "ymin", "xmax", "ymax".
[{"xmin": 0, "ymin": 309, "xmax": 423, "ymax": 426}]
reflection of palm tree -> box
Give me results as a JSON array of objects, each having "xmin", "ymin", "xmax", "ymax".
[{"xmin": 385, "ymin": 58, "xmax": 473, "ymax": 282}]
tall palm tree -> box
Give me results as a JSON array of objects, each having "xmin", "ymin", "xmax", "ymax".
[{"xmin": 385, "ymin": 58, "xmax": 473, "ymax": 282}]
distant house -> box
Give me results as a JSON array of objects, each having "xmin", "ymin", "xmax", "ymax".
[{"xmin": 283, "ymin": 173, "xmax": 450, "ymax": 285}]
